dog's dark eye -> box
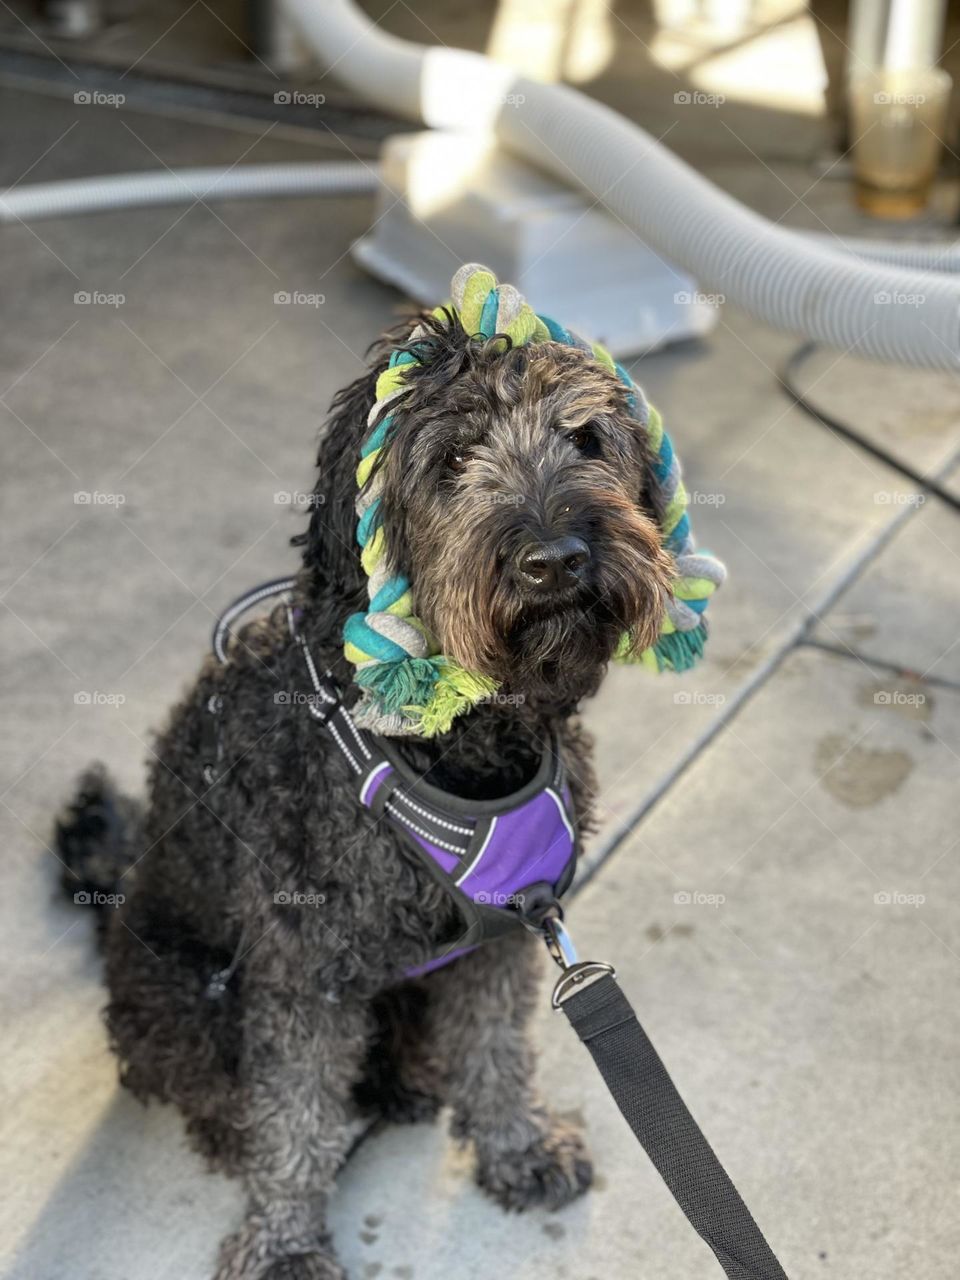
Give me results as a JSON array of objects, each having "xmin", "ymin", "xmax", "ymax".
[
  {"xmin": 446, "ymin": 449, "xmax": 468, "ymax": 474},
  {"xmin": 567, "ymin": 426, "xmax": 597, "ymax": 455}
]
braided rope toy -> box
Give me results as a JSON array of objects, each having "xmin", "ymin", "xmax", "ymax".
[{"xmin": 343, "ymin": 264, "xmax": 726, "ymax": 737}]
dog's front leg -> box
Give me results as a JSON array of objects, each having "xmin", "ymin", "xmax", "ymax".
[
  {"xmin": 423, "ymin": 930, "xmax": 593, "ymax": 1212},
  {"xmin": 214, "ymin": 980, "xmax": 371, "ymax": 1280}
]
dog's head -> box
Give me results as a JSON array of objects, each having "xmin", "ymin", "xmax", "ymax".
[{"xmin": 359, "ymin": 313, "xmax": 674, "ymax": 708}]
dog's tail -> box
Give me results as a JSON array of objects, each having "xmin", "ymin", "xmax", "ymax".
[{"xmin": 55, "ymin": 763, "xmax": 143, "ymax": 927}]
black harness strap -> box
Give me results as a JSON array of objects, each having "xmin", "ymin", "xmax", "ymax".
[{"xmin": 558, "ymin": 967, "xmax": 788, "ymax": 1280}]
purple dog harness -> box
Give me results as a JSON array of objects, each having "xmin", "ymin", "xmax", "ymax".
[{"xmin": 211, "ymin": 578, "xmax": 578, "ymax": 977}]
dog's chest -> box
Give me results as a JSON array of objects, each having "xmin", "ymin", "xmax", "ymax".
[{"xmin": 286, "ymin": 704, "xmax": 580, "ymax": 985}]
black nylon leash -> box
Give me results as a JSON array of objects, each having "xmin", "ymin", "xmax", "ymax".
[{"xmin": 541, "ymin": 916, "xmax": 789, "ymax": 1280}]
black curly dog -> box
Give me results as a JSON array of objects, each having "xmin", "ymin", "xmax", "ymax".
[{"xmin": 56, "ymin": 310, "xmax": 674, "ymax": 1280}]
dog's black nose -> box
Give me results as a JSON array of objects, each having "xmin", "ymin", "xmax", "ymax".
[{"xmin": 517, "ymin": 536, "xmax": 590, "ymax": 591}]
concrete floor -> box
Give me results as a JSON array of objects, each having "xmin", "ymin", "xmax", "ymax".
[{"xmin": 2, "ymin": 26, "xmax": 960, "ymax": 1280}]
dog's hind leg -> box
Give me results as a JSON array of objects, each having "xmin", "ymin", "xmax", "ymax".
[
  {"xmin": 419, "ymin": 931, "xmax": 593, "ymax": 1213},
  {"xmin": 103, "ymin": 897, "xmax": 247, "ymax": 1172},
  {"xmin": 57, "ymin": 766, "xmax": 248, "ymax": 1170},
  {"xmin": 215, "ymin": 977, "xmax": 372, "ymax": 1280}
]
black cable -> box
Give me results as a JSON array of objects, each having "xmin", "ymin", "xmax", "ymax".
[{"xmin": 778, "ymin": 341, "xmax": 960, "ymax": 512}]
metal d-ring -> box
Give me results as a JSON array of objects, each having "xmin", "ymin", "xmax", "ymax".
[
  {"xmin": 541, "ymin": 915, "xmax": 616, "ymax": 1009},
  {"xmin": 551, "ymin": 960, "xmax": 617, "ymax": 1010}
]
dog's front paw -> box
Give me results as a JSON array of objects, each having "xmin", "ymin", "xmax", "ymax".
[{"xmin": 476, "ymin": 1121, "xmax": 593, "ymax": 1212}]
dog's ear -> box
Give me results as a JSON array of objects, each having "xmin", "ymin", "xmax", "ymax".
[
  {"xmin": 295, "ymin": 361, "xmax": 380, "ymax": 634},
  {"xmin": 632, "ymin": 404, "xmax": 668, "ymax": 534},
  {"xmin": 294, "ymin": 315, "xmax": 427, "ymax": 646}
]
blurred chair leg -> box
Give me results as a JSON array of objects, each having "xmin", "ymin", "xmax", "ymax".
[
  {"xmin": 246, "ymin": 0, "xmax": 312, "ymax": 71},
  {"xmin": 42, "ymin": 0, "xmax": 103, "ymax": 38},
  {"xmin": 809, "ymin": 0, "xmax": 851, "ymax": 152}
]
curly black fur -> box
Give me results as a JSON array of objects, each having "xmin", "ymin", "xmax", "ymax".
[{"xmin": 55, "ymin": 311, "xmax": 670, "ymax": 1280}]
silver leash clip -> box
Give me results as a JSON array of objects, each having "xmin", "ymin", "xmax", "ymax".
[{"xmin": 542, "ymin": 915, "xmax": 616, "ymax": 1011}]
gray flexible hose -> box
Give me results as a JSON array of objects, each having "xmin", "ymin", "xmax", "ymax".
[
  {"xmin": 805, "ymin": 232, "xmax": 960, "ymax": 273},
  {"xmin": 0, "ymin": 161, "xmax": 380, "ymax": 222},
  {"xmin": 282, "ymin": 0, "xmax": 960, "ymax": 370}
]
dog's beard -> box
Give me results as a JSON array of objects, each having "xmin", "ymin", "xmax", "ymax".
[
  {"xmin": 499, "ymin": 600, "xmax": 628, "ymax": 704},
  {"xmin": 421, "ymin": 489, "xmax": 674, "ymax": 707}
]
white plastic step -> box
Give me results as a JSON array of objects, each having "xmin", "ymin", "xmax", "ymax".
[{"xmin": 351, "ymin": 131, "xmax": 719, "ymax": 359}]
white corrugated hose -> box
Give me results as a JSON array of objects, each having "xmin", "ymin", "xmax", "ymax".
[{"xmin": 281, "ymin": 0, "xmax": 960, "ymax": 371}]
